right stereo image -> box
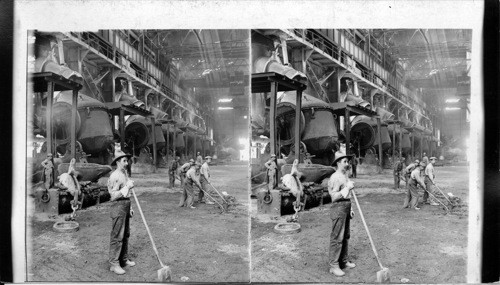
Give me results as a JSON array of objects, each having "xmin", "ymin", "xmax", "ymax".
[{"xmin": 250, "ymin": 29, "xmax": 471, "ymax": 283}]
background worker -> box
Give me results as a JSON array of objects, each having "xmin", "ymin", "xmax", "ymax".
[
  {"xmin": 350, "ymin": 154, "xmax": 358, "ymax": 178},
  {"xmin": 169, "ymin": 156, "xmax": 180, "ymax": 188},
  {"xmin": 107, "ymin": 149, "xmax": 136, "ymax": 275},
  {"xmin": 179, "ymin": 162, "xmax": 203, "ymax": 209},
  {"xmin": 327, "ymin": 151, "xmax": 356, "ymax": 277},
  {"xmin": 41, "ymin": 153, "xmax": 55, "ymax": 189},
  {"xmin": 404, "ymin": 159, "xmax": 420, "ymax": 188},
  {"xmin": 403, "ymin": 161, "xmax": 427, "ymax": 210},
  {"xmin": 421, "ymin": 152, "xmax": 429, "ymax": 165},
  {"xmin": 198, "ymin": 156, "xmax": 215, "ymax": 205},
  {"xmin": 196, "ymin": 152, "xmax": 203, "ymax": 164},
  {"xmin": 264, "ymin": 154, "xmax": 278, "ymax": 191},
  {"xmin": 393, "ymin": 156, "xmax": 405, "ymax": 189},
  {"xmin": 179, "ymin": 159, "xmax": 195, "ymax": 187},
  {"xmin": 423, "ymin": 157, "xmax": 440, "ymax": 206}
]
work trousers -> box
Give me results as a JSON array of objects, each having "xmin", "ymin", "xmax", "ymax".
[
  {"xmin": 351, "ymin": 165, "xmax": 357, "ymax": 178},
  {"xmin": 179, "ymin": 181, "xmax": 195, "ymax": 207},
  {"xmin": 180, "ymin": 172, "xmax": 187, "ymax": 187},
  {"xmin": 198, "ymin": 176, "xmax": 214, "ymax": 203},
  {"xmin": 393, "ymin": 171, "xmax": 401, "ymax": 189},
  {"xmin": 267, "ymin": 169, "xmax": 277, "ymax": 191},
  {"xmin": 405, "ymin": 173, "xmax": 411, "ymax": 188},
  {"xmin": 328, "ymin": 200, "xmax": 351, "ymax": 268},
  {"xmin": 403, "ymin": 179, "xmax": 419, "ymax": 208},
  {"xmin": 169, "ymin": 171, "xmax": 176, "ymax": 188},
  {"xmin": 109, "ymin": 199, "xmax": 131, "ymax": 266},
  {"xmin": 423, "ymin": 177, "xmax": 439, "ymax": 204}
]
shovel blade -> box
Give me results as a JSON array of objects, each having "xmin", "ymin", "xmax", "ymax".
[
  {"xmin": 157, "ymin": 266, "xmax": 172, "ymax": 282},
  {"xmin": 376, "ymin": 268, "xmax": 390, "ymax": 283}
]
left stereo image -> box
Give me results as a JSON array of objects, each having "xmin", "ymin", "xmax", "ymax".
[{"xmin": 25, "ymin": 30, "xmax": 250, "ymax": 282}]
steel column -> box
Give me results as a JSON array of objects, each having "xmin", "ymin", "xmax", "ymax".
[
  {"xmin": 377, "ymin": 117, "xmax": 383, "ymax": 171},
  {"xmin": 345, "ymin": 109, "xmax": 351, "ymax": 155},
  {"xmin": 411, "ymin": 132, "xmax": 415, "ymax": 159},
  {"xmin": 194, "ymin": 135, "xmax": 197, "ymax": 158},
  {"xmin": 46, "ymin": 82, "xmax": 54, "ymax": 155},
  {"xmin": 392, "ymin": 123, "xmax": 396, "ymax": 163},
  {"xmin": 119, "ymin": 108, "xmax": 125, "ymax": 150},
  {"xmin": 71, "ymin": 89, "xmax": 78, "ymax": 160},
  {"xmin": 295, "ymin": 89, "xmax": 302, "ymax": 161},
  {"xmin": 269, "ymin": 81, "xmax": 278, "ymax": 156},
  {"xmin": 165, "ymin": 123, "xmax": 169, "ymax": 162},
  {"xmin": 151, "ymin": 117, "xmax": 157, "ymax": 167},
  {"xmin": 399, "ymin": 126, "xmax": 402, "ymax": 161},
  {"xmin": 420, "ymin": 135, "xmax": 423, "ymax": 158},
  {"xmin": 185, "ymin": 133, "xmax": 188, "ymax": 158},
  {"xmin": 171, "ymin": 108, "xmax": 176, "ymax": 158}
]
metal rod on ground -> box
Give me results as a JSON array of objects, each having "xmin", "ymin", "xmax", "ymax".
[
  {"xmin": 207, "ymin": 182, "xmax": 228, "ymax": 204},
  {"xmin": 351, "ymin": 190, "xmax": 390, "ymax": 283},
  {"xmin": 130, "ymin": 188, "xmax": 172, "ymax": 282}
]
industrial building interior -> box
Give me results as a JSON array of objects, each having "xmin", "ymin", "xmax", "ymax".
[
  {"xmin": 250, "ymin": 29, "xmax": 473, "ymax": 283},
  {"xmin": 27, "ymin": 30, "xmax": 251, "ymax": 282}
]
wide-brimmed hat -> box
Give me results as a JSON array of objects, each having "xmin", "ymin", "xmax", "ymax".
[
  {"xmin": 189, "ymin": 158, "xmax": 195, "ymax": 163},
  {"xmin": 111, "ymin": 149, "xmax": 132, "ymax": 166},
  {"xmin": 195, "ymin": 162, "xmax": 202, "ymax": 167},
  {"xmin": 332, "ymin": 151, "xmax": 353, "ymax": 166},
  {"xmin": 419, "ymin": 161, "xmax": 427, "ymax": 167},
  {"xmin": 430, "ymin": 157, "xmax": 437, "ymax": 161},
  {"xmin": 205, "ymin": 156, "xmax": 212, "ymax": 159},
  {"xmin": 270, "ymin": 154, "xmax": 276, "ymax": 158}
]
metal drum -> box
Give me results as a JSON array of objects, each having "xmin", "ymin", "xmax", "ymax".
[
  {"xmin": 302, "ymin": 108, "xmax": 339, "ymax": 155},
  {"xmin": 421, "ymin": 138, "xmax": 430, "ymax": 153},
  {"xmin": 148, "ymin": 123, "xmax": 166, "ymax": 151},
  {"xmin": 374, "ymin": 125, "xmax": 392, "ymax": 151},
  {"xmin": 124, "ymin": 115, "xmax": 150, "ymax": 150},
  {"xmin": 54, "ymin": 91, "xmax": 114, "ymax": 154},
  {"xmin": 351, "ymin": 116, "xmax": 391, "ymax": 151},
  {"xmin": 175, "ymin": 133, "xmax": 186, "ymax": 150},
  {"xmin": 195, "ymin": 137, "xmax": 203, "ymax": 152},
  {"xmin": 401, "ymin": 131, "xmax": 412, "ymax": 153},
  {"xmin": 350, "ymin": 116, "xmax": 376, "ymax": 150}
]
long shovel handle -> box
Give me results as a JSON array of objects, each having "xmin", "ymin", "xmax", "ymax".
[
  {"xmin": 432, "ymin": 183, "xmax": 453, "ymax": 205},
  {"xmin": 208, "ymin": 182, "xmax": 228, "ymax": 204},
  {"xmin": 197, "ymin": 185, "xmax": 226, "ymax": 212},
  {"xmin": 351, "ymin": 190, "xmax": 385, "ymax": 270},
  {"xmin": 131, "ymin": 188, "xmax": 165, "ymax": 268},
  {"xmin": 424, "ymin": 188, "xmax": 450, "ymax": 212}
]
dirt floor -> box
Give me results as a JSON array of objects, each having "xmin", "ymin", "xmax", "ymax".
[
  {"xmin": 26, "ymin": 161, "xmax": 250, "ymax": 282},
  {"xmin": 250, "ymin": 164, "xmax": 469, "ymax": 283}
]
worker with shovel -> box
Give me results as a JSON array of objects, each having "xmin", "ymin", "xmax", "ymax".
[
  {"xmin": 423, "ymin": 157, "xmax": 440, "ymax": 206},
  {"xmin": 403, "ymin": 161, "xmax": 427, "ymax": 210},
  {"xmin": 198, "ymin": 156, "xmax": 215, "ymax": 205},
  {"xmin": 179, "ymin": 158, "xmax": 195, "ymax": 187},
  {"xmin": 179, "ymin": 162, "xmax": 203, "ymax": 209},
  {"xmin": 404, "ymin": 159, "xmax": 420, "ymax": 188},
  {"xmin": 327, "ymin": 151, "xmax": 356, "ymax": 277},
  {"xmin": 107, "ymin": 149, "xmax": 136, "ymax": 275}
]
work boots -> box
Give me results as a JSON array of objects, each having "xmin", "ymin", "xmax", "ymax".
[
  {"xmin": 110, "ymin": 265, "xmax": 126, "ymax": 275},
  {"xmin": 343, "ymin": 261, "xmax": 356, "ymax": 269},
  {"xmin": 329, "ymin": 265, "xmax": 345, "ymax": 277}
]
